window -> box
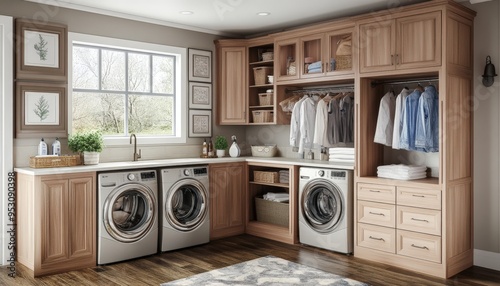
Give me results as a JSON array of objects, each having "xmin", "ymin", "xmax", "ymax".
[{"xmin": 68, "ymin": 33, "xmax": 186, "ymax": 145}]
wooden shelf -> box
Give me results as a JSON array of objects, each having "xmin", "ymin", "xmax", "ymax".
[
  {"xmin": 249, "ymin": 181, "xmax": 289, "ymax": 188},
  {"xmin": 250, "ymin": 60, "xmax": 273, "ymax": 66},
  {"xmin": 249, "ymin": 105, "xmax": 273, "ymax": 109}
]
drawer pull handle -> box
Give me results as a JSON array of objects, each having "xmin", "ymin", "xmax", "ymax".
[
  {"xmin": 412, "ymin": 194, "xmax": 425, "ymax": 198},
  {"xmin": 411, "ymin": 217, "xmax": 429, "ymax": 223},
  {"xmin": 369, "ymin": 190, "xmax": 381, "ymax": 193},
  {"xmin": 369, "ymin": 236, "xmax": 385, "ymax": 242},
  {"xmin": 369, "ymin": 211, "xmax": 385, "ymax": 216},
  {"xmin": 411, "ymin": 244, "xmax": 429, "ymax": 250}
]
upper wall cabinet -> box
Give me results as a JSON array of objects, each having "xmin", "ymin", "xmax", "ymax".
[
  {"xmin": 358, "ymin": 11, "xmax": 441, "ymax": 73},
  {"xmin": 215, "ymin": 42, "xmax": 247, "ymax": 125}
]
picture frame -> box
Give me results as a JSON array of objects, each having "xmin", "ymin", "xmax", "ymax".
[
  {"xmin": 15, "ymin": 81, "xmax": 67, "ymax": 138},
  {"xmin": 15, "ymin": 19, "xmax": 67, "ymax": 82},
  {"xmin": 188, "ymin": 109, "xmax": 212, "ymax": 138},
  {"xmin": 188, "ymin": 82, "xmax": 212, "ymax": 109},
  {"xmin": 188, "ymin": 48, "xmax": 212, "ymax": 83}
]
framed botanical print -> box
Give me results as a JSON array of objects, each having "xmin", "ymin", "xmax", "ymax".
[
  {"xmin": 15, "ymin": 19, "xmax": 67, "ymax": 82},
  {"xmin": 188, "ymin": 109, "xmax": 212, "ymax": 138},
  {"xmin": 15, "ymin": 81, "xmax": 67, "ymax": 138},
  {"xmin": 188, "ymin": 82, "xmax": 212, "ymax": 109},
  {"xmin": 188, "ymin": 48, "xmax": 212, "ymax": 83}
]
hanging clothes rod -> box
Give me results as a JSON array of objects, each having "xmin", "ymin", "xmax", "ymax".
[
  {"xmin": 285, "ymin": 84, "xmax": 355, "ymax": 94},
  {"xmin": 370, "ymin": 77, "xmax": 439, "ymax": 88}
]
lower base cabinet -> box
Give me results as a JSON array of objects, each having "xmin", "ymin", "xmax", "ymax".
[
  {"xmin": 209, "ymin": 162, "xmax": 246, "ymax": 239},
  {"xmin": 17, "ymin": 172, "xmax": 96, "ymax": 277}
]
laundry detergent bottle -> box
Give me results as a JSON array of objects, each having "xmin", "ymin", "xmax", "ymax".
[{"xmin": 229, "ymin": 135, "xmax": 241, "ymax": 158}]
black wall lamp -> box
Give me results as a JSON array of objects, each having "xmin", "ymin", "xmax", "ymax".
[{"xmin": 482, "ymin": 55, "xmax": 497, "ymax": 87}]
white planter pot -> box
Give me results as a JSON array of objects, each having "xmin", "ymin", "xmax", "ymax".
[
  {"xmin": 216, "ymin": 149, "xmax": 226, "ymax": 158},
  {"xmin": 83, "ymin": 151, "xmax": 100, "ymax": 165}
]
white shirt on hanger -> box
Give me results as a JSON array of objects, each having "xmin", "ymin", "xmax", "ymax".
[
  {"xmin": 298, "ymin": 95, "xmax": 319, "ymax": 154},
  {"xmin": 392, "ymin": 88, "xmax": 411, "ymax": 149},
  {"xmin": 289, "ymin": 95, "xmax": 307, "ymax": 148},
  {"xmin": 313, "ymin": 95, "xmax": 331, "ymax": 147},
  {"xmin": 374, "ymin": 91, "xmax": 396, "ymax": 146}
]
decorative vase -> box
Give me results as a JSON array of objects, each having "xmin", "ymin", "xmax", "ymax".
[
  {"xmin": 229, "ymin": 135, "xmax": 241, "ymax": 158},
  {"xmin": 83, "ymin": 151, "xmax": 100, "ymax": 165},
  {"xmin": 216, "ymin": 149, "xmax": 226, "ymax": 158}
]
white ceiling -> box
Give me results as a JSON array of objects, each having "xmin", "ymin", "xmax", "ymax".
[{"xmin": 24, "ymin": 0, "xmax": 445, "ymax": 37}]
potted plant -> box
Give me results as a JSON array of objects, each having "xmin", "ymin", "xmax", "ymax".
[
  {"xmin": 68, "ymin": 130, "xmax": 104, "ymax": 165},
  {"xmin": 214, "ymin": 135, "xmax": 228, "ymax": 157}
]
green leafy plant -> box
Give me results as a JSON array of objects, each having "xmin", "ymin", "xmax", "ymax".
[
  {"xmin": 68, "ymin": 130, "xmax": 104, "ymax": 153},
  {"xmin": 214, "ymin": 135, "xmax": 228, "ymax": 150}
]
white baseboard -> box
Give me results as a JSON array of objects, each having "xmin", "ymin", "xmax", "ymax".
[{"xmin": 474, "ymin": 249, "xmax": 500, "ymax": 271}]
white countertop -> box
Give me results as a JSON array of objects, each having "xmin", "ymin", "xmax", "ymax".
[{"xmin": 14, "ymin": 156, "xmax": 355, "ymax": 176}]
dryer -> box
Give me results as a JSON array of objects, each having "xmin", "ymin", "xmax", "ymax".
[
  {"xmin": 160, "ymin": 166, "xmax": 209, "ymax": 252},
  {"xmin": 298, "ymin": 167, "xmax": 353, "ymax": 254},
  {"xmin": 98, "ymin": 170, "xmax": 158, "ymax": 264}
]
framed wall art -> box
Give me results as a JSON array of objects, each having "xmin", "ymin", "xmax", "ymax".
[
  {"xmin": 188, "ymin": 48, "xmax": 212, "ymax": 83},
  {"xmin": 188, "ymin": 82, "xmax": 212, "ymax": 109},
  {"xmin": 15, "ymin": 19, "xmax": 67, "ymax": 82},
  {"xmin": 15, "ymin": 81, "xmax": 67, "ymax": 138},
  {"xmin": 188, "ymin": 109, "xmax": 212, "ymax": 138}
]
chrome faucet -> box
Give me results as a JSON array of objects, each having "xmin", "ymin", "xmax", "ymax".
[{"xmin": 130, "ymin": 134, "xmax": 141, "ymax": 161}]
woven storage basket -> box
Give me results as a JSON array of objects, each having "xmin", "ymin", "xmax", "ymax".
[
  {"xmin": 252, "ymin": 110, "xmax": 273, "ymax": 123},
  {"xmin": 258, "ymin": 93, "xmax": 274, "ymax": 106},
  {"xmin": 335, "ymin": 55, "xmax": 352, "ymax": 70},
  {"xmin": 29, "ymin": 155, "xmax": 82, "ymax": 168},
  {"xmin": 253, "ymin": 66, "xmax": 273, "ymax": 85},
  {"xmin": 251, "ymin": 145, "xmax": 277, "ymax": 157},
  {"xmin": 254, "ymin": 170, "xmax": 279, "ymax": 183},
  {"xmin": 255, "ymin": 197, "xmax": 289, "ymax": 227}
]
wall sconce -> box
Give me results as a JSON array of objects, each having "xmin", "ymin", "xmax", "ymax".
[{"xmin": 482, "ymin": 55, "xmax": 497, "ymax": 87}]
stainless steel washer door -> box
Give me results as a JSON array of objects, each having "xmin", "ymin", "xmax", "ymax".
[
  {"xmin": 103, "ymin": 183, "xmax": 156, "ymax": 243},
  {"xmin": 301, "ymin": 178, "xmax": 343, "ymax": 233},
  {"xmin": 165, "ymin": 179, "xmax": 207, "ymax": 231}
]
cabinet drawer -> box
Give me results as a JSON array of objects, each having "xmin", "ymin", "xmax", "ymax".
[
  {"xmin": 357, "ymin": 223, "xmax": 396, "ymax": 253},
  {"xmin": 358, "ymin": 201, "xmax": 395, "ymax": 228},
  {"xmin": 357, "ymin": 183, "xmax": 396, "ymax": 204},
  {"xmin": 397, "ymin": 187, "xmax": 441, "ymax": 210},
  {"xmin": 397, "ymin": 230, "xmax": 441, "ymax": 263},
  {"xmin": 397, "ymin": 206, "xmax": 441, "ymax": 235}
]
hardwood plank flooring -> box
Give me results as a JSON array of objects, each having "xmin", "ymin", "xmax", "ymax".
[{"xmin": 2, "ymin": 234, "xmax": 499, "ymax": 285}]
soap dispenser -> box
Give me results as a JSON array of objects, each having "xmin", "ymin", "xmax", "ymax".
[{"xmin": 229, "ymin": 135, "xmax": 241, "ymax": 158}]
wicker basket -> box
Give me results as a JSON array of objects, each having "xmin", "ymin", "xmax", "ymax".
[
  {"xmin": 262, "ymin": 51, "xmax": 274, "ymax": 61},
  {"xmin": 254, "ymin": 170, "xmax": 279, "ymax": 183},
  {"xmin": 253, "ymin": 66, "xmax": 273, "ymax": 85},
  {"xmin": 258, "ymin": 93, "xmax": 274, "ymax": 106},
  {"xmin": 252, "ymin": 110, "xmax": 274, "ymax": 123},
  {"xmin": 251, "ymin": 145, "xmax": 277, "ymax": 157},
  {"xmin": 335, "ymin": 55, "xmax": 352, "ymax": 70},
  {"xmin": 255, "ymin": 197, "xmax": 289, "ymax": 227},
  {"xmin": 29, "ymin": 155, "xmax": 82, "ymax": 168}
]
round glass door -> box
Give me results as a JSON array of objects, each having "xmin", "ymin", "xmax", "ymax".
[
  {"xmin": 103, "ymin": 183, "xmax": 156, "ymax": 242},
  {"xmin": 165, "ymin": 179, "xmax": 207, "ymax": 231},
  {"xmin": 301, "ymin": 179, "xmax": 343, "ymax": 233}
]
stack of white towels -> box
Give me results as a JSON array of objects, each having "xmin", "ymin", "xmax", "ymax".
[
  {"xmin": 329, "ymin": 147, "xmax": 355, "ymax": 164},
  {"xmin": 263, "ymin": 192, "xmax": 289, "ymax": 203},
  {"xmin": 377, "ymin": 164, "xmax": 427, "ymax": 180},
  {"xmin": 279, "ymin": 170, "xmax": 289, "ymax": 184}
]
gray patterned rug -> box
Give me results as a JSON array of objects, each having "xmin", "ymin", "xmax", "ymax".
[{"xmin": 161, "ymin": 256, "xmax": 368, "ymax": 285}]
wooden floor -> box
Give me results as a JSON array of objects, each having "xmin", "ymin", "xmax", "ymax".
[{"xmin": 2, "ymin": 234, "xmax": 500, "ymax": 285}]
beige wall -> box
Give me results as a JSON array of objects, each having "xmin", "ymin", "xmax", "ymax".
[{"xmin": 0, "ymin": 0, "xmax": 245, "ymax": 166}]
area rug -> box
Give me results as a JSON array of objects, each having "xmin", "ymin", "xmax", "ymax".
[{"xmin": 161, "ymin": 255, "xmax": 368, "ymax": 285}]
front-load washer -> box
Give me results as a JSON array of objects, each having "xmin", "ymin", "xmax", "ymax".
[
  {"xmin": 298, "ymin": 167, "xmax": 353, "ymax": 254},
  {"xmin": 98, "ymin": 170, "xmax": 158, "ymax": 264},
  {"xmin": 161, "ymin": 166, "xmax": 209, "ymax": 252}
]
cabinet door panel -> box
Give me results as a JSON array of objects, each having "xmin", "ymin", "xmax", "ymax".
[
  {"xmin": 359, "ymin": 20, "xmax": 395, "ymax": 73},
  {"xmin": 219, "ymin": 47, "xmax": 247, "ymax": 124},
  {"xmin": 210, "ymin": 167, "xmax": 231, "ymax": 230},
  {"xmin": 228, "ymin": 164, "xmax": 245, "ymax": 227},
  {"xmin": 68, "ymin": 177, "xmax": 95, "ymax": 259}
]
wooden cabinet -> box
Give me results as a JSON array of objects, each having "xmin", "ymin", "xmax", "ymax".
[
  {"xmin": 215, "ymin": 41, "xmax": 247, "ymax": 124},
  {"xmin": 358, "ymin": 11, "xmax": 441, "ymax": 73},
  {"xmin": 17, "ymin": 172, "xmax": 96, "ymax": 276},
  {"xmin": 209, "ymin": 162, "xmax": 246, "ymax": 239},
  {"xmin": 245, "ymin": 162, "xmax": 298, "ymax": 244}
]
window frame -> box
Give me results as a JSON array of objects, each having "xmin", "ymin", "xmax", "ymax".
[{"xmin": 68, "ymin": 32, "xmax": 187, "ymax": 146}]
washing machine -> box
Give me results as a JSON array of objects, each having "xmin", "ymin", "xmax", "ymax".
[
  {"xmin": 98, "ymin": 170, "xmax": 158, "ymax": 264},
  {"xmin": 298, "ymin": 167, "xmax": 353, "ymax": 254},
  {"xmin": 160, "ymin": 166, "xmax": 209, "ymax": 252}
]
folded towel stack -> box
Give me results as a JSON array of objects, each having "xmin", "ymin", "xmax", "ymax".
[
  {"xmin": 328, "ymin": 147, "xmax": 355, "ymax": 164},
  {"xmin": 307, "ymin": 61, "xmax": 322, "ymax": 73},
  {"xmin": 377, "ymin": 164, "xmax": 427, "ymax": 180},
  {"xmin": 279, "ymin": 170, "xmax": 289, "ymax": 184},
  {"xmin": 263, "ymin": 192, "xmax": 289, "ymax": 203}
]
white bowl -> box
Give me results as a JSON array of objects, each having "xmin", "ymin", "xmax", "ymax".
[{"xmin": 268, "ymin": 75, "xmax": 274, "ymax": 84}]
